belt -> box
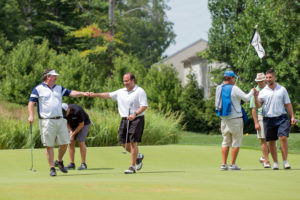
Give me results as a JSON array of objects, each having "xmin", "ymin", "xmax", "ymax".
[
  {"xmin": 122, "ymin": 116, "xmax": 144, "ymax": 120},
  {"xmin": 39, "ymin": 116, "xmax": 62, "ymax": 120}
]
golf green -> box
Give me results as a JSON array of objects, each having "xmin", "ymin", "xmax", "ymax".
[{"xmin": 0, "ymin": 145, "xmax": 299, "ymax": 200}]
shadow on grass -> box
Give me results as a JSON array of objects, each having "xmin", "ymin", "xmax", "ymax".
[
  {"xmin": 88, "ymin": 168, "xmax": 114, "ymax": 170},
  {"xmin": 238, "ymin": 168, "xmax": 300, "ymax": 171},
  {"xmin": 138, "ymin": 170, "xmax": 185, "ymax": 174},
  {"xmin": 59, "ymin": 173, "xmax": 111, "ymax": 177}
]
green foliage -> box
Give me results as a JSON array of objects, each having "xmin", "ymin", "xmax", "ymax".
[
  {"xmin": 0, "ymin": 39, "xmax": 109, "ymax": 108},
  {"xmin": 179, "ymin": 73, "xmax": 206, "ymax": 132},
  {"xmin": 208, "ymin": 0, "xmax": 300, "ymax": 104},
  {"xmin": 0, "ymin": 0, "xmax": 26, "ymax": 43},
  {"xmin": 53, "ymin": 50, "xmax": 103, "ymax": 108},
  {"xmin": 143, "ymin": 64, "xmax": 182, "ymax": 112},
  {"xmin": 92, "ymin": 54, "xmax": 147, "ymax": 110},
  {"xmin": 142, "ymin": 109, "xmax": 182, "ymax": 145},
  {"xmin": 0, "ymin": 100, "xmax": 182, "ymax": 149},
  {"xmin": 1, "ymin": 39, "xmax": 57, "ymax": 104},
  {"xmin": 0, "ymin": 33, "xmax": 13, "ymax": 87},
  {"xmin": 114, "ymin": 0, "xmax": 176, "ymax": 67}
]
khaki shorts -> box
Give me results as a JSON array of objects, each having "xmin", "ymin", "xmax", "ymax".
[
  {"xmin": 257, "ymin": 115, "xmax": 265, "ymax": 139},
  {"xmin": 39, "ymin": 118, "xmax": 70, "ymax": 147},
  {"xmin": 221, "ymin": 118, "xmax": 243, "ymax": 148}
]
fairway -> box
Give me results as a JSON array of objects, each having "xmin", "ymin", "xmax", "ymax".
[{"xmin": 0, "ymin": 145, "xmax": 300, "ymax": 200}]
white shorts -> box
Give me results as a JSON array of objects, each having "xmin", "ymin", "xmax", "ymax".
[
  {"xmin": 256, "ymin": 115, "xmax": 265, "ymax": 139},
  {"xmin": 221, "ymin": 118, "xmax": 243, "ymax": 148},
  {"xmin": 39, "ymin": 118, "xmax": 70, "ymax": 147}
]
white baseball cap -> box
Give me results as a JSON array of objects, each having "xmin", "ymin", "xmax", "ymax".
[
  {"xmin": 62, "ymin": 103, "xmax": 68, "ymax": 111},
  {"xmin": 46, "ymin": 70, "xmax": 59, "ymax": 76}
]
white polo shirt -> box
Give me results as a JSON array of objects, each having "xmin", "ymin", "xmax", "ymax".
[
  {"xmin": 258, "ymin": 83, "xmax": 290, "ymax": 117},
  {"xmin": 109, "ymin": 85, "xmax": 148, "ymax": 117},
  {"xmin": 29, "ymin": 82, "xmax": 71, "ymax": 119}
]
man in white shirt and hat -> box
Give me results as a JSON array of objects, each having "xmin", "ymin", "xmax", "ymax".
[
  {"xmin": 250, "ymin": 73, "xmax": 270, "ymax": 168},
  {"xmin": 28, "ymin": 68, "xmax": 89, "ymax": 176}
]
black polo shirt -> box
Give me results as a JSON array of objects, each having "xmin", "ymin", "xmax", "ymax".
[{"xmin": 63, "ymin": 104, "xmax": 90, "ymax": 131}]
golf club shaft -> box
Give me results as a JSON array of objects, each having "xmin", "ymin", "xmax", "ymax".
[
  {"xmin": 123, "ymin": 107, "xmax": 131, "ymax": 154},
  {"xmin": 30, "ymin": 124, "xmax": 34, "ymax": 170}
]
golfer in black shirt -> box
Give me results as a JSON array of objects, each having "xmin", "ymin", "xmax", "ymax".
[{"xmin": 62, "ymin": 103, "xmax": 91, "ymax": 170}]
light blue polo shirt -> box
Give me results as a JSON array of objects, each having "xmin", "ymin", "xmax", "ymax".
[{"xmin": 29, "ymin": 82, "xmax": 71, "ymax": 119}]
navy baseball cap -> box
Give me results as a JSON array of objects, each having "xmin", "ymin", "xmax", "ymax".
[{"xmin": 224, "ymin": 71, "xmax": 238, "ymax": 78}]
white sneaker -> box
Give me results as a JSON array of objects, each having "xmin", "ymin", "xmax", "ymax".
[
  {"xmin": 259, "ymin": 157, "xmax": 264, "ymax": 164},
  {"xmin": 136, "ymin": 154, "xmax": 144, "ymax": 171},
  {"xmin": 273, "ymin": 162, "xmax": 279, "ymax": 170},
  {"xmin": 283, "ymin": 161, "xmax": 291, "ymax": 169},
  {"xmin": 124, "ymin": 166, "xmax": 136, "ymax": 174},
  {"xmin": 263, "ymin": 163, "xmax": 271, "ymax": 168},
  {"xmin": 220, "ymin": 164, "xmax": 228, "ymax": 171},
  {"xmin": 229, "ymin": 164, "xmax": 241, "ymax": 170}
]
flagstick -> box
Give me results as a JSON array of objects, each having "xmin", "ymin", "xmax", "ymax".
[{"xmin": 240, "ymin": 24, "xmax": 258, "ymax": 69}]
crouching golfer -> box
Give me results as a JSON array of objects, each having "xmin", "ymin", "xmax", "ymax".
[
  {"xmin": 90, "ymin": 72, "xmax": 148, "ymax": 174},
  {"xmin": 28, "ymin": 69, "xmax": 89, "ymax": 176},
  {"xmin": 62, "ymin": 103, "xmax": 91, "ymax": 170}
]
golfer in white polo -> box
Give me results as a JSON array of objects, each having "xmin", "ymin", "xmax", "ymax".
[
  {"xmin": 90, "ymin": 72, "xmax": 148, "ymax": 174},
  {"xmin": 28, "ymin": 69, "xmax": 89, "ymax": 176}
]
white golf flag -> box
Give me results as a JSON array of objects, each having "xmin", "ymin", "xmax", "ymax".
[{"xmin": 251, "ymin": 30, "xmax": 265, "ymax": 58}]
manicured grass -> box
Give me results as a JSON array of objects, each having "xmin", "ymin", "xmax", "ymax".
[{"xmin": 0, "ymin": 144, "xmax": 300, "ymax": 200}]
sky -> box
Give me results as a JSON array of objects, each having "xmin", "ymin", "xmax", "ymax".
[{"xmin": 164, "ymin": 0, "xmax": 211, "ymax": 57}]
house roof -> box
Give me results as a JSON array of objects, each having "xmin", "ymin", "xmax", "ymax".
[{"xmin": 163, "ymin": 39, "xmax": 207, "ymax": 62}]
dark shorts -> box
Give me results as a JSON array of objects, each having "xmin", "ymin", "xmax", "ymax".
[
  {"xmin": 263, "ymin": 114, "xmax": 290, "ymax": 142},
  {"xmin": 118, "ymin": 116, "xmax": 144, "ymax": 144},
  {"xmin": 74, "ymin": 124, "xmax": 90, "ymax": 142}
]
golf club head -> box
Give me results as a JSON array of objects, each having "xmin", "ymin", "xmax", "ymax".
[
  {"xmin": 30, "ymin": 168, "xmax": 36, "ymax": 172},
  {"xmin": 122, "ymin": 150, "xmax": 127, "ymax": 154}
]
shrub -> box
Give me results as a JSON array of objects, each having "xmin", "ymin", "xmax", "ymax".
[
  {"xmin": 143, "ymin": 64, "xmax": 182, "ymax": 112},
  {"xmin": 1, "ymin": 39, "xmax": 57, "ymax": 104},
  {"xmin": 0, "ymin": 100, "xmax": 182, "ymax": 149}
]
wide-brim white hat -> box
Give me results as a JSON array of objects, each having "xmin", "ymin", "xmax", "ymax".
[{"xmin": 255, "ymin": 73, "xmax": 266, "ymax": 82}]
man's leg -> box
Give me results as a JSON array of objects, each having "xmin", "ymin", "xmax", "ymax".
[
  {"xmin": 268, "ymin": 140, "xmax": 278, "ymax": 162},
  {"xmin": 279, "ymin": 136, "xmax": 288, "ymax": 161},
  {"xmin": 231, "ymin": 147, "xmax": 240, "ymax": 165},
  {"xmin": 122, "ymin": 143, "xmax": 131, "ymax": 152},
  {"xmin": 222, "ymin": 147, "xmax": 229, "ymax": 164},
  {"xmin": 58, "ymin": 144, "xmax": 68, "ymax": 161},
  {"xmin": 68, "ymin": 140, "xmax": 76, "ymax": 163},
  {"xmin": 78, "ymin": 142, "xmax": 87, "ymax": 164},
  {"xmin": 130, "ymin": 142, "xmax": 138, "ymax": 166},
  {"xmin": 46, "ymin": 147, "xmax": 54, "ymax": 167},
  {"xmin": 260, "ymin": 139, "xmax": 270, "ymax": 164}
]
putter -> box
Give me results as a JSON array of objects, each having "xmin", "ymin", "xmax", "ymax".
[
  {"xmin": 30, "ymin": 124, "xmax": 36, "ymax": 172},
  {"xmin": 122, "ymin": 107, "xmax": 131, "ymax": 154}
]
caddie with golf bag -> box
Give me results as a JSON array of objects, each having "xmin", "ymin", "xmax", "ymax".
[
  {"xmin": 28, "ymin": 69, "xmax": 90, "ymax": 177},
  {"xmin": 89, "ymin": 72, "xmax": 148, "ymax": 174}
]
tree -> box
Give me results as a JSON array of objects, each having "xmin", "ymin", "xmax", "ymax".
[
  {"xmin": 179, "ymin": 72, "xmax": 206, "ymax": 132},
  {"xmin": 208, "ymin": 0, "xmax": 300, "ymax": 103},
  {"xmin": 114, "ymin": 0, "xmax": 175, "ymax": 67},
  {"xmin": 0, "ymin": 0, "xmax": 26, "ymax": 43}
]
